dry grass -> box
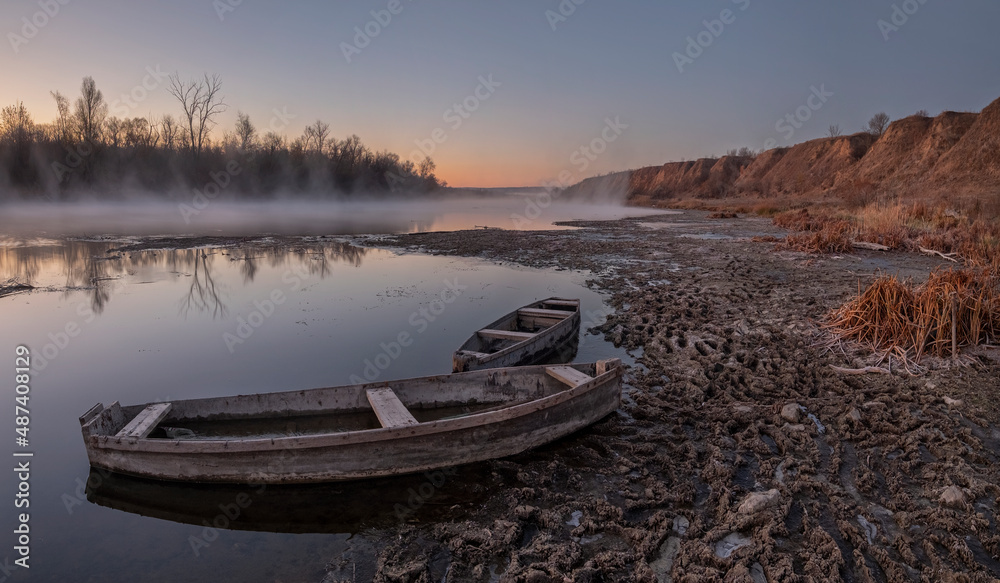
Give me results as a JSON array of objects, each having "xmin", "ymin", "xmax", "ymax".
[
  {"xmin": 785, "ymin": 221, "xmax": 854, "ymax": 253},
  {"xmin": 765, "ymin": 199, "xmax": 1000, "ymax": 264},
  {"xmin": 707, "ymin": 211, "xmax": 738, "ymax": 219},
  {"xmin": 828, "ymin": 268, "xmax": 1000, "ymax": 365}
]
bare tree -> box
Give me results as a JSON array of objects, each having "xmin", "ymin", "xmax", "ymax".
[
  {"xmin": 160, "ymin": 114, "xmax": 179, "ymax": 150},
  {"xmin": 418, "ymin": 156, "xmax": 436, "ymax": 179},
  {"xmin": 74, "ymin": 76, "xmax": 107, "ymax": 144},
  {"xmin": 105, "ymin": 117, "xmax": 123, "ymax": 148},
  {"xmin": 0, "ymin": 102, "xmax": 34, "ymax": 144},
  {"xmin": 234, "ymin": 111, "xmax": 257, "ymax": 152},
  {"xmin": 167, "ymin": 73, "xmax": 227, "ymax": 160},
  {"xmin": 302, "ymin": 120, "xmax": 330, "ymax": 154},
  {"xmin": 865, "ymin": 112, "xmax": 890, "ymax": 138},
  {"xmin": 50, "ymin": 91, "xmax": 74, "ymax": 143},
  {"xmin": 261, "ymin": 131, "xmax": 285, "ymax": 155},
  {"xmin": 915, "ymin": 109, "xmax": 929, "ymax": 117},
  {"xmin": 828, "ymin": 124, "xmax": 842, "ymax": 137}
]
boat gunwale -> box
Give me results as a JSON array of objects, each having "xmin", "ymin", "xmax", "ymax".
[{"xmin": 87, "ymin": 361, "xmax": 621, "ymax": 455}]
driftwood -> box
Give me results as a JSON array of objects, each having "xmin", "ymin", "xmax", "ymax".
[
  {"xmin": 852, "ymin": 241, "xmax": 890, "ymax": 251},
  {"xmin": 831, "ymin": 365, "xmax": 891, "ymax": 375},
  {"xmin": 919, "ymin": 247, "xmax": 959, "ymax": 262}
]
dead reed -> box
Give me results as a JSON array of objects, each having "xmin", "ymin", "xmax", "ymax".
[{"xmin": 828, "ymin": 268, "xmax": 1000, "ymax": 364}]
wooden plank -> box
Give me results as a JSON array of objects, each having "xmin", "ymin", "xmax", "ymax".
[
  {"xmin": 541, "ymin": 299, "xmax": 579, "ymax": 308},
  {"xmin": 116, "ymin": 403, "xmax": 172, "ymax": 439},
  {"xmin": 79, "ymin": 403, "xmax": 104, "ymax": 426},
  {"xmin": 546, "ymin": 366, "xmax": 594, "ymax": 388},
  {"xmin": 366, "ymin": 388, "xmax": 418, "ymax": 429},
  {"xmin": 478, "ymin": 329, "xmax": 536, "ymax": 341},
  {"xmin": 519, "ymin": 308, "xmax": 572, "ymax": 319}
]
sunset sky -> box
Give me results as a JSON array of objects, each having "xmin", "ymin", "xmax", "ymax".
[{"xmin": 3, "ymin": 0, "xmax": 999, "ymax": 187}]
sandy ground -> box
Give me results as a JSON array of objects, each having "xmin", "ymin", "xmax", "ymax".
[{"xmin": 346, "ymin": 210, "xmax": 1000, "ymax": 583}]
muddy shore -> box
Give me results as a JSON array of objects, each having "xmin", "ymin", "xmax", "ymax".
[{"xmin": 346, "ymin": 210, "xmax": 1000, "ymax": 582}]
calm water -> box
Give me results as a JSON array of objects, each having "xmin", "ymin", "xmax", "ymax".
[{"xmin": 0, "ymin": 204, "xmax": 645, "ymax": 582}]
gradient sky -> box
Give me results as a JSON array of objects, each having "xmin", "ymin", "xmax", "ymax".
[{"xmin": 2, "ymin": 0, "xmax": 999, "ymax": 187}]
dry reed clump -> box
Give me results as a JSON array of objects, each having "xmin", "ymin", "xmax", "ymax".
[
  {"xmin": 770, "ymin": 200, "xmax": 1000, "ymax": 262},
  {"xmin": 773, "ymin": 209, "xmax": 829, "ymax": 232},
  {"xmin": 784, "ymin": 220, "xmax": 854, "ymax": 253},
  {"xmin": 828, "ymin": 268, "xmax": 1000, "ymax": 364},
  {"xmin": 707, "ymin": 211, "xmax": 738, "ymax": 219}
]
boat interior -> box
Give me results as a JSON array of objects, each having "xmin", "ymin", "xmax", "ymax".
[
  {"xmin": 80, "ymin": 360, "xmax": 618, "ymax": 442},
  {"xmin": 460, "ymin": 298, "xmax": 579, "ymax": 355}
]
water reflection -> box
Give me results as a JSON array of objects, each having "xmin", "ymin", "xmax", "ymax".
[
  {"xmin": 0, "ymin": 239, "xmax": 369, "ymax": 315},
  {"xmin": 180, "ymin": 252, "xmax": 228, "ymax": 319},
  {"xmin": 86, "ymin": 464, "xmax": 502, "ymax": 535}
]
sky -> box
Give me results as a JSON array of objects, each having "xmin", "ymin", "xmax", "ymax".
[{"xmin": 2, "ymin": 0, "xmax": 999, "ymax": 188}]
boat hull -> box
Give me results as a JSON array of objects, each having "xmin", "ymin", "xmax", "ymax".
[{"xmin": 80, "ymin": 362, "xmax": 622, "ymax": 484}]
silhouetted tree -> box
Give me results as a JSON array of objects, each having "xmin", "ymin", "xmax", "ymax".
[
  {"xmin": 866, "ymin": 112, "xmax": 890, "ymax": 137},
  {"xmin": 828, "ymin": 124, "xmax": 842, "ymax": 137},
  {"xmin": 234, "ymin": 111, "xmax": 257, "ymax": 152},
  {"xmin": 50, "ymin": 91, "xmax": 74, "ymax": 143},
  {"xmin": 302, "ymin": 120, "xmax": 330, "ymax": 154},
  {"xmin": 160, "ymin": 115, "xmax": 179, "ymax": 150},
  {"xmin": 74, "ymin": 76, "xmax": 107, "ymax": 144},
  {"xmin": 167, "ymin": 73, "xmax": 227, "ymax": 160}
]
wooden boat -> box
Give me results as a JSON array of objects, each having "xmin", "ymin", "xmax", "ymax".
[
  {"xmin": 79, "ymin": 359, "xmax": 622, "ymax": 484},
  {"xmin": 452, "ymin": 297, "xmax": 581, "ymax": 372}
]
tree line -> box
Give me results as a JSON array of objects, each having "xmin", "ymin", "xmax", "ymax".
[{"xmin": 0, "ymin": 74, "xmax": 442, "ymax": 200}]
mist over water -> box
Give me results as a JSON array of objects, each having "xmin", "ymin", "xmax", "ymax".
[{"xmin": 0, "ymin": 192, "xmax": 665, "ymax": 237}]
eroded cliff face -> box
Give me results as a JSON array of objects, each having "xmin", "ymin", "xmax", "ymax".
[
  {"xmin": 928, "ymin": 98, "xmax": 1000, "ymax": 188},
  {"xmin": 568, "ymin": 96, "xmax": 999, "ymax": 204}
]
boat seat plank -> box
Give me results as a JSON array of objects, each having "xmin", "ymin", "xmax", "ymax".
[
  {"xmin": 478, "ymin": 329, "xmax": 536, "ymax": 341},
  {"xmin": 519, "ymin": 308, "xmax": 571, "ymax": 319},
  {"xmin": 546, "ymin": 366, "xmax": 593, "ymax": 388},
  {"xmin": 366, "ymin": 388, "xmax": 418, "ymax": 429},
  {"xmin": 541, "ymin": 300, "xmax": 579, "ymax": 308},
  {"xmin": 116, "ymin": 403, "xmax": 172, "ymax": 439}
]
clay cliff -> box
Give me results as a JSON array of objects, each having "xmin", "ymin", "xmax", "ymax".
[{"xmin": 565, "ymin": 96, "xmax": 999, "ymax": 205}]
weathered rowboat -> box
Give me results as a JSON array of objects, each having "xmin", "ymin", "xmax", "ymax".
[
  {"xmin": 79, "ymin": 359, "xmax": 622, "ymax": 484},
  {"xmin": 452, "ymin": 297, "xmax": 581, "ymax": 372}
]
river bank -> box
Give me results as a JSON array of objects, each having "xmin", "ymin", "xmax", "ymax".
[{"xmin": 356, "ymin": 209, "xmax": 1000, "ymax": 582}]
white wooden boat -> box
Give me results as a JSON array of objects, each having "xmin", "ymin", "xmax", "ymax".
[
  {"xmin": 452, "ymin": 297, "xmax": 581, "ymax": 372},
  {"xmin": 79, "ymin": 360, "xmax": 622, "ymax": 484}
]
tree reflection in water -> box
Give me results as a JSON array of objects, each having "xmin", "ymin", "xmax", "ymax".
[
  {"xmin": 0, "ymin": 239, "xmax": 369, "ymax": 316},
  {"xmin": 179, "ymin": 251, "xmax": 227, "ymax": 319}
]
